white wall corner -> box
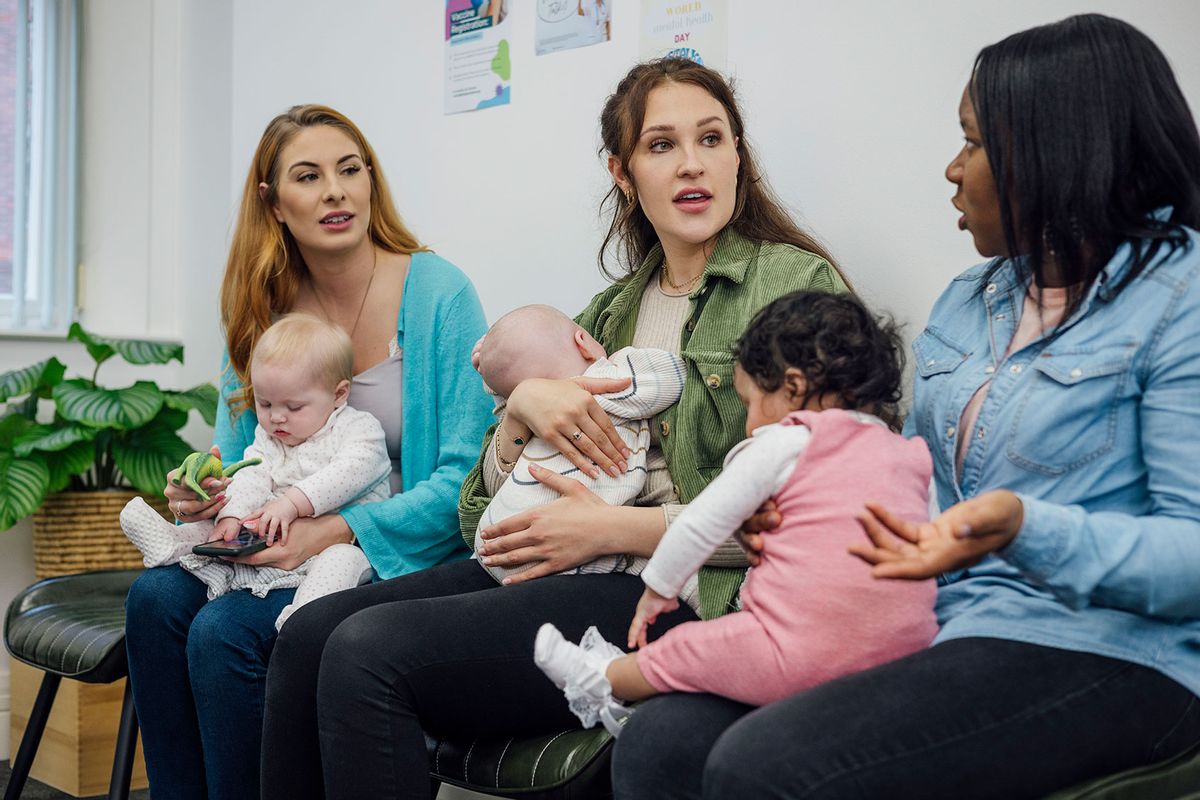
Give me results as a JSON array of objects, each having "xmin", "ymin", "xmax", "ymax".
[{"xmin": 0, "ymin": 668, "xmax": 9, "ymax": 760}]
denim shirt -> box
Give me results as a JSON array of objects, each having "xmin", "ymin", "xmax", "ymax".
[{"xmin": 906, "ymin": 222, "xmax": 1200, "ymax": 697}]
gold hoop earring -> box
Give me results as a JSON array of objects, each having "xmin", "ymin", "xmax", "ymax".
[{"xmin": 624, "ymin": 188, "xmax": 635, "ymax": 204}]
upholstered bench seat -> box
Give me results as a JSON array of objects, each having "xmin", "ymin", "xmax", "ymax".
[
  {"xmin": 428, "ymin": 727, "xmax": 1200, "ymax": 800},
  {"xmin": 428, "ymin": 728, "xmax": 613, "ymax": 799}
]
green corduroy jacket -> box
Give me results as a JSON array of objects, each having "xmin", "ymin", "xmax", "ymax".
[{"xmin": 458, "ymin": 228, "xmax": 848, "ymax": 618}]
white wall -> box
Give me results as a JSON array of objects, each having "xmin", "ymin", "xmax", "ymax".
[
  {"xmin": 229, "ymin": 0, "xmax": 1200, "ymax": 328},
  {"xmin": 2, "ymin": 0, "xmax": 1198, "ymax": 763}
]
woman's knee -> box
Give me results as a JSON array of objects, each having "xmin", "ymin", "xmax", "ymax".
[
  {"xmin": 613, "ymin": 694, "xmax": 750, "ymax": 800},
  {"xmin": 125, "ymin": 566, "xmax": 205, "ymax": 634},
  {"xmin": 317, "ymin": 607, "xmax": 399, "ymax": 687},
  {"xmin": 702, "ymin": 717, "xmax": 771, "ymax": 798}
]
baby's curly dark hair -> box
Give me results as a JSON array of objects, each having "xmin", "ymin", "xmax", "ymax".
[{"xmin": 735, "ymin": 291, "xmax": 905, "ymax": 429}]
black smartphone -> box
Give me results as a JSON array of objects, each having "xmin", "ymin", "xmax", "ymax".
[{"xmin": 191, "ymin": 527, "xmax": 268, "ymax": 558}]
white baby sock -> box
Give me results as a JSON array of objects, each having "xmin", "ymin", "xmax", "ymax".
[
  {"xmin": 119, "ymin": 497, "xmax": 213, "ymax": 568},
  {"xmin": 534, "ymin": 623, "xmax": 631, "ymax": 736}
]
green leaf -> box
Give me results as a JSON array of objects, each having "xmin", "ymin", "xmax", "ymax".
[
  {"xmin": 152, "ymin": 406, "xmax": 189, "ymax": 432},
  {"xmin": 67, "ymin": 322, "xmax": 114, "ymax": 367},
  {"xmin": 44, "ymin": 439, "xmax": 96, "ymax": 493},
  {"xmin": 163, "ymin": 383, "xmax": 219, "ymax": 427},
  {"xmin": 53, "ymin": 380, "xmax": 163, "ymax": 430},
  {"xmin": 111, "ymin": 424, "xmax": 193, "ymax": 496},
  {"xmin": 0, "ymin": 451, "xmax": 50, "ymax": 531},
  {"xmin": 0, "ymin": 358, "xmax": 66, "ymax": 402},
  {"xmin": 13, "ymin": 422, "xmax": 98, "ymax": 456},
  {"xmin": 68, "ymin": 322, "xmax": 183, "ymax": 367},
  {"xmin": 0, "ymin": 414, "xmax": 37, "ymax": 449}
]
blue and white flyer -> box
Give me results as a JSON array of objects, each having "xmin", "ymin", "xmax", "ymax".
[
  {"xmin": 536, "ymin": 0, "xmax": 613, "ymax": 56},
  {"xmin": 638, "ymin": 0, "xmax": 726, "ymax": 70},
  {"xmin": 445, "ymin": 0, "xmax": 513, "ymax": 114}
]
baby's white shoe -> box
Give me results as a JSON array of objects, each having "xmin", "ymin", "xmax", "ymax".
[{"xmin": 534, "ymin": 624, "xmax": 630, "ymax": 736}]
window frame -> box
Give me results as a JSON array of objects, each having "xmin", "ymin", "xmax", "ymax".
[{"xmin": 1, "ymin": 0, "xmax": 80, "ymax": 334}]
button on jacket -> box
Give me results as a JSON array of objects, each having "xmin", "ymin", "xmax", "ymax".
[{"xmin": 908, "ymin": 221, "xmax": 1200, "ymax": 696}]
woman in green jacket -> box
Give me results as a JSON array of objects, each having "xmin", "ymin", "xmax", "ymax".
[{"xmin": 261, "ymin": 58, "xmax": 849, "ymax": 799}]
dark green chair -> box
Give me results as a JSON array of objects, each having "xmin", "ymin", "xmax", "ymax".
[
  {"xmin": 4, "ymin": 569, "xmax": 142, "ymax": 800},
  {"xmin": 427, "ymin": 727, "xmax": 1200, "ymax": 799},
  {"xmin": 428, "ymin": 728, "xmax": 613, "ymax": 799}
]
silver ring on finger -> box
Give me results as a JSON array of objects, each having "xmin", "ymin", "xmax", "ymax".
[{"xmin": 572, "ymin": 430, "xmax": 583, "ymax": 441}]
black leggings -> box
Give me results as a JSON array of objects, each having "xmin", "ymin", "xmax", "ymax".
[
  {"xmin": 260, "ymin": 558, "xmax": 698, "ymax": 800},
  {"xmin": 612, "ymin": 637, "xmax": 1200, "ymax": 799}
]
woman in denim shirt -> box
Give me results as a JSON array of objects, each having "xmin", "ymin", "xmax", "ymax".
[{"xmin": 614, "ymin": 14, "xmax": 1200, "ymax": 799}]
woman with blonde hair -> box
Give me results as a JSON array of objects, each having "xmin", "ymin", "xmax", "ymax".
[{"xmin": 124, "ymin": 104, "xmax": 492, "ymax": 800}]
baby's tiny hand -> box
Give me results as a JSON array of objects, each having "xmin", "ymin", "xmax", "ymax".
[
  {"xmin": 245, "ymin": 497, "xmax": 300, "ymax": 545},
  {"xmin": 214, "ymin": 516, "xmax": 243, "ymax": 542},
  {"xmin": 627, "ymin": 587, "xmax": 679, "ymax": 650}
]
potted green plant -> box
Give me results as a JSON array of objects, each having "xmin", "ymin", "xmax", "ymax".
[{"xmin": 0, "ymin": 323, "xmax": 216, "ymax": 576}]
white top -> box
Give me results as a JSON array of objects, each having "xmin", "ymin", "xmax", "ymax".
[
  {"xmin": 641, "ymin": 421, "xmax": 811, "ymax": 598},
  {"xmin": 218, "ymin": 404, "xmax": 392, "ymax": 520}
]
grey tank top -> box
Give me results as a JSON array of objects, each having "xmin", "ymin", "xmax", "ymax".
[{"xmin": 347, "ymin": 337, "xmax": 403, "ymax": 495}]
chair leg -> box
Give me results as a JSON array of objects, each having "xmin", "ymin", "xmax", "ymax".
[
  {"xmin": 107, "ymin": 679, "xmax": 140, "ymax": 800},
  {"xmin": 4, "ymin": 672, "xmax": 62, "ymax": 800}
]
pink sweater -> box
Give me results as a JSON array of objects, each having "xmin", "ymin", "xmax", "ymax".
[{"xmin": 637, "ymin": 409, "xmax": 939, "ymax": 705}]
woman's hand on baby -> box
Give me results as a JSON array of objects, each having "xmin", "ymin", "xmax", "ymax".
[
  {"xmin": 849, "ymin": 490, "xmax": 1025, "ymax": 579},
  {"xmin": 505, "ymin": 377, "xmax": 632, "ymax": 479},
  {"xmin": 478, "ymin": 464, "xmax": 611, "ymax": 583},
  {"xmin": 628, "ymin": 587, "xmax": 678, "ymax": 650},
  {"xmin": 242, "ymin": 496, "xmax": 301, "ymax": 545},
  {"xmin": 163, "ymin": 444, "xmax": 228, "ymax": 522},
  {"xmin": 734, "ymin": 500, "xmax": 782, "ymax": 567}
]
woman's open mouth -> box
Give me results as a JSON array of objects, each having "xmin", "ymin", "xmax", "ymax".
[
  {"xmin": 674, "ymin": 189, "xmax": 713, "ymax": 213},
  {"xmin": 320, "ymin": 212, "xmax": 355, "ymax": 231}
]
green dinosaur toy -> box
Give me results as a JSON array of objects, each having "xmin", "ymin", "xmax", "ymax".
[{"xmin": 171, "ymin": 451, "xmax": 262, "ymax": 501}]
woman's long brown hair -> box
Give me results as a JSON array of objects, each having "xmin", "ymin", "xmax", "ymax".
[
  {"xmin": 597, "ymin": 59, "xmax": 847, "ymax": 285},
  {"xmin": 219, "ymin": 105, "xmax": 427, "ymax": 412}
]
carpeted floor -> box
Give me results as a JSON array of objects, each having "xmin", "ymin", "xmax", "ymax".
[
  {"xmin": 0, "ymin": 761, "xmax": 150, "ymax": 799},
  {"xmin": 0, "ymin": 760, "xmax": 491, "ymax": 798}
]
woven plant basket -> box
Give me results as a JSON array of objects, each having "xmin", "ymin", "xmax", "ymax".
[{"xmin": 31, "ymin": 490, "xmax": 169, "ymax": 579}]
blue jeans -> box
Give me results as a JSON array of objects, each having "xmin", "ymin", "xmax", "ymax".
[
  {"xmin": 612, "ymin": 638, "xmax": 1200, "ymax": 799},
  {"xmin": 124, "ymin": 565, "xmax": 295, "ymax": 800}
]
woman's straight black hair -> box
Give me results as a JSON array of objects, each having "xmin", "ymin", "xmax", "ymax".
[{"xmin": 971, "ymin": 14, "xmax": 1200, "ymax": 316}]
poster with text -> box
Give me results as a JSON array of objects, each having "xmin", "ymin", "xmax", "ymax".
[
  {"xmin": 445, "ymin": 0, "xmax": 512, "ymax": 114},
  {"xmin": 536, "ymin": 0, "xmax": 612, "ymax": 56},
  {"xmin": 638, "ymin": 0, "xmax": 726, "ymax": 70}
]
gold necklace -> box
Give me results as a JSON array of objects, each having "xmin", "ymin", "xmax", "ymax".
[
  {"xmin": 661, "ymin": 261, "xmax": 702, "ymax": 293},
  {"xmin": 311, "ymin": 246, "xmax": 378, "ymax": 340}
]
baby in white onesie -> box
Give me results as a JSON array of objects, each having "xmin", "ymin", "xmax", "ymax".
[
  {"xmin": 475, "ymin": 304, "xmax": 684, "ymax": 584},
  {"xmin": 120, "ymin": 313, "xmax": 390, "ymax": 629}
]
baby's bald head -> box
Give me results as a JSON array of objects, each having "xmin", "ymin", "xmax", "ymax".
[{"xmin": 478, "ymin": 304, "xmax": 608, "ymax": 397}]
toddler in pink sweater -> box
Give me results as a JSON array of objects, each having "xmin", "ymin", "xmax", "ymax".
[{"xmin": 535, "ymin": 291, "xmax": 938, "ymax": 734}]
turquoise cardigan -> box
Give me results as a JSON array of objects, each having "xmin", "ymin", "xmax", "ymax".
[{"xmin": 214, "ymin": 251, "xmax": 492, "ymax": 579}]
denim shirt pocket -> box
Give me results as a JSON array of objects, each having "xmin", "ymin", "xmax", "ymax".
[
  {"xmin": 1005, "ymin": 341, "xmax": 1137, "ymax": 476},
  {"xmin": 912, "ymin": 327, "xmax": 971, "ymax": 436}
]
